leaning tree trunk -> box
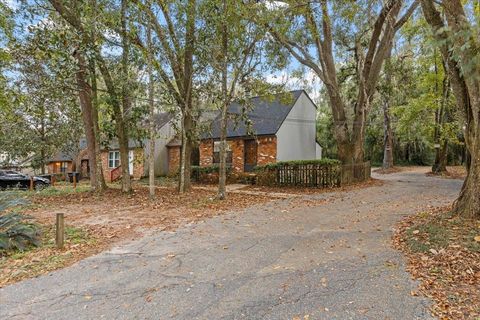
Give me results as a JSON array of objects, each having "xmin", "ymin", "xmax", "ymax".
[
  {"xmin": 453, "ymin": 136, "xmax": 480, "ymax": 218},
  {"xmin": 421, "ymin": 0, "xmax": 480, "ymax": 218}
]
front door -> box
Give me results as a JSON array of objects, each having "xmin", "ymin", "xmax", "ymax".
[
  {"xmin": 81, "ymin": 160, "xmax": 90, "ymax": 178},
  {"xmin": 244, "ymin": 140, "xmax": 257, "ymax": 172},
  {"xmin": 128, "ymin": 150, "xmax": 134, "ymax": 175}
]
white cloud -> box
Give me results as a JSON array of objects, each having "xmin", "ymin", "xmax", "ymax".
[{"xmin": 265, "ymin": 69, "xmax": 323, "ymax": 101}]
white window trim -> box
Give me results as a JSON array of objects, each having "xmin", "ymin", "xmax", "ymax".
[{"xmin": 108, "ymin": 151, "xmax": 120, "ymax": 168}]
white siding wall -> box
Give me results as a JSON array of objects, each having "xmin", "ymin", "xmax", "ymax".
[
  {"xmin": 316, "ymin": 142, "xmax": 322, "ymax": 159},
  {"xmin": 276, "ymin": 92, "xmax": 317, "ymax": 161},
  {"xmin": 144, "ymin": 121, "xmax": 177, "ymax": 176}
]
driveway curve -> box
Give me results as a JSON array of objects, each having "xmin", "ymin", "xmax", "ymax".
[{"xmin": 1, "ymin": 169, "xmax": 462, "ymax": 319}]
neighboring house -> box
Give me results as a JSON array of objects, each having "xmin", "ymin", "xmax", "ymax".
[
  {"xmin": 166, "ymin": 109, "xmax": 219, "ymax": 175},
  {"xmin": 100, "ymin": 112, "xmax": 177, "ymax": 182},
  {"xmin": 171, "ymin": 90, "xmax": 320, "ymax": 173},
  {"xmin": 46, "ymin": 152, "xmax": 75, "ymax": 175},
  {"xmin": 101, "ymin": 140, "xmax": 145, "ymax": 182}
]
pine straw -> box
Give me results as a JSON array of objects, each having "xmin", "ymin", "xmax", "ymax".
[
  {"xmin": 1, "ymin": 186, "xmax": 276, "ymax": 287},
  {"xmin": 393, "ymin": 206, "xmax": 480, "ymax": 319}
]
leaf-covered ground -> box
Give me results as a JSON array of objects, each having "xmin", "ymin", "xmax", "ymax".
[
  {"xmin": 425, "ymin": 166, "xmax": 468, "ymax": 180},
  {"xmin": 240, "ymin": 177, "xmax": 383, "ymax": 194},
  {"xmin": 393, "ymin": 206, "xmax": 480, "ymax": 319},
  {"xmin": 0, "ymin": 185, "xmax": 276, "ymax": 287}
]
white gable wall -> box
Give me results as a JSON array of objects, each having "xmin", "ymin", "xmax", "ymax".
[{"xmin": 276, "ymin": 92, "xmax": 317, "ymax": 161}]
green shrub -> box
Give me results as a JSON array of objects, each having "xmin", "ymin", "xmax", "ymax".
[
  {"xmin": 0, "ymin": 213, "xmax": 42, "ymax": 253},
  {"xmin": 254, "ymin": 158, "xmax": 341, "ymax": 171},
  {"xmin": 191, "ymin": 164, "xmax": 232, "ymax": 174}
]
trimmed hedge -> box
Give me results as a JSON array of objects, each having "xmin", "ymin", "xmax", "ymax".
[
  {"xmin": 254, "ymin": 158, "xmax": 340, "ymax": 171},
  {"xmin": 191, "ymin": 164, "xmax": 232, "ymax": 175}
]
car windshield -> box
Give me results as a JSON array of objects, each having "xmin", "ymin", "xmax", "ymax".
[{"xmin": 5, "ymin": 171, "xmax": 21, "ymax": 175}]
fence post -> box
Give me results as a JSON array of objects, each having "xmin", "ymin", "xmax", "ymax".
[
  {"xmin": 73, "ymin": 174, "xmax": 77, "ymax": 189},
  {"xmin": 56, "ymin": 213, "xmax": 64, "ymax": 249},
  {"xmin": 30, "ymin": 177, "xmax": 34, "ymax": 191}
]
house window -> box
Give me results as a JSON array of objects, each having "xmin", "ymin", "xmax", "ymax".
[
  {"xmin": 59, "ymin": 162, "xmax": 68, "ymax": 173},
  {"xmin": 213, "ymin": 141, "xmax": 232, "ymax": 164},
  {"xmin": 108, "ymin": 151, "xmax": 120, "ymax": 168}
]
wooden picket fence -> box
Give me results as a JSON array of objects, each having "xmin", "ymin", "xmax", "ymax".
[
  {"xmin": 275, "ymin": 163, "xmax": 341, "ymax": 187},
  {"xmin": 258, "ymin": 161, "xmax": 371, "ymax": 188}
]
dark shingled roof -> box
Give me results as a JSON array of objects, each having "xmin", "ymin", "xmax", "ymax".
[
  {"xmin": 203, "ymin": 90, "xmax": 304, "ymax": 139},
  {"xmin": 154, "ymin": 112, "xmax": 174, "ymax": 129},
  {"xmin": 48, "ymin": 151, "xmax": 74, "ymax": 162}
]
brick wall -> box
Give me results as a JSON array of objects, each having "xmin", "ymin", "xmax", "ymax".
[
  {"xmin": 102, "ymin": 148, "xmax": 144, "ymax": 182},
  {"xmin": 167, "ymin": 146, "xmax": 181, "ymax": 175},
  {"xmin": 132, "ymin": 148, "xmax": 144, "ymax": 180},
  {"xmin": 231, "ymin": 139, "xmax": 244, "ymax": 172},
  {"xmin": 257, "ymin": 136, "xmax": 277, "ymax": 166},
  {"xmin": 199, "ymin": 140, "xmax": 213, "ymax": 167},
  {"xmin": 46, "ymin": 161, "xmax": 73, "ymax": 175},
  {"xmin": 198, "ymin": 136, "xmax": 277, "ymax": 173}
]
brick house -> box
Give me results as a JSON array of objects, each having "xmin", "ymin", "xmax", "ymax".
[
  {"xmin": 101, "ymin": 112, "xmax": 177, "ymax": 182},
  {"xmin": 52, "ymin": 112, "xmax": 177, "ymax": 182},
  {"xmin": 46, "ymin": 152, "xmax": 75, "ymax": 175},
  {"xmin": 100, "ymin": 140, "xmax": 145, "ymax": 182},
  {"xmin": 168, "ymin": 90, "xmax": 322, "ymax": 174}
]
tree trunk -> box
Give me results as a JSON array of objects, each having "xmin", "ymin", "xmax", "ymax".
[
  {"xmin": 74, "ymin": 51, "xmax": 99, "ymax": 190},
  {"xmin": 178, "ymin": 0, "xmax": 196, "ymax": 194},
  {"xmin": 178, "ymin": 111, "xmax": 193, "ymax": 193},
  {"xmin": 432, "ymin": 54, "xmax": 449, "ymax": 174},
  {"xmin": 382, "ymin": 46, "xmax": 394, "ymax": 169},
  {"xmin": 453, "ymin": 145, "xmax": 480, "ymax": 218},
  {"xmin": 88, "ymin": 0, "xmax": 106, "ymax": 191},
  {"xmin": 217, "ymin": 0, "xmax": 228, "ymax": 200},
  {"xmin": 88, "ymin": 57, "xmax": 107, "ymax": 191},
  {"xmin": 147, "ymin": 22, "xmax": 155, "ymax": 199},
  {"xmin": 119, "ymin": 0, "xmax": 132, "ymax": 193},
  {"xmin": 382, "ymin": 100, "xmax": 394, "ymax": 169},
  {"xmin": 421, "ymin": 0, "xmax": 480, "ymax": 218},
  {"xmin": 432, "ymin": 140, "xmax": 448, "ymax": 173}
]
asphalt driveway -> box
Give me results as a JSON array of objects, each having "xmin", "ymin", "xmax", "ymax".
[{"xmin": 0, "ymin": 170, "xmax": 462, "ymax": 319}]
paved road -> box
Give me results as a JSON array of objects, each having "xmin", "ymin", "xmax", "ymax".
[{"xmin": 1, "ymin": 170, "xmax": 462, "ymax": 319}]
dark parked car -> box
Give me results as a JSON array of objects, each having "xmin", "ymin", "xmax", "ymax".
[{"xmin": 0, "ymin": 170, "xmax": 50, "ymax": 190}]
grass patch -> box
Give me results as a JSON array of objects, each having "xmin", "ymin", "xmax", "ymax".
[
  {"xmin": 0, "ymin": 224, "xmax": 96, "ymax": 287},
  {"xmin": 404, "ymin": 210, "xmax": 479, "ymax": 254},
  {"xmin": 33, "ymin": 184, "xmax": 91, "ymax": 197}
]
